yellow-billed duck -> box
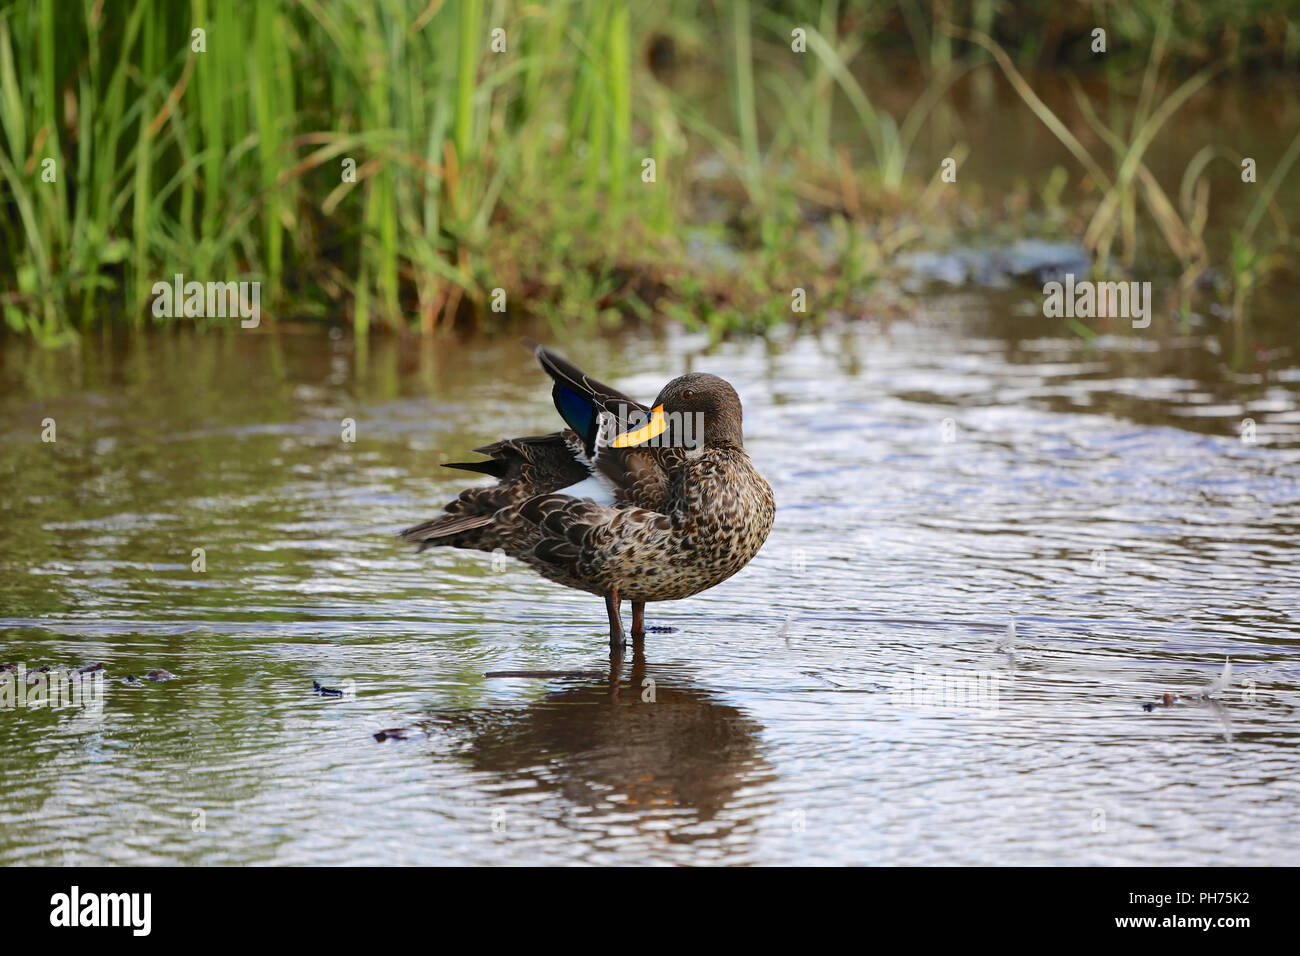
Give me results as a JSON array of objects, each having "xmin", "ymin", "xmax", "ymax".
[{"xmin": 400, "ymin": 346, "xmax": 775, "ymax": 650}]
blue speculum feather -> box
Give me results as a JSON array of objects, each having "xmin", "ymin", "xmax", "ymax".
[{"xmin": 553, "ymin": 384, "xmax": 597, "ymax": 448}]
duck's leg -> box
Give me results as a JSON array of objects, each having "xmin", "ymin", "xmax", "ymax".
[{"xmin": 605, "ymin": 588, "xmax": 626, "ymax": 651}]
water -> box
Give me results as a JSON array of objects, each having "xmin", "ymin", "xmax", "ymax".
[{"xmin": 2, "ymin": 291, "xmax": 1297, "ymax": 865}]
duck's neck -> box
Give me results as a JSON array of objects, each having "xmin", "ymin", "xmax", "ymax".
[{"xmin": 671, "ymin": 445, "xmax": 746, "ymax": 509}]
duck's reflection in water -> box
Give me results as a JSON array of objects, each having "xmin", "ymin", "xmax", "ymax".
[{"xmin": 427, "ymin": 651, "xmax": 771, "ymax": 846}]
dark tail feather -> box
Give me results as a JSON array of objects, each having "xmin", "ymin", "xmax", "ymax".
[
  {"xmin": 398, "ymin": 513, "xmax": 495, "ymax": 549},
  {"xmin": 443, "ymin": 459, "xmax": 508, "ymax": 477}
]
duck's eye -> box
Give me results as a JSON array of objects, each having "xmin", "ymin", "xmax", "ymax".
[{"xmin": 683, "ymin": 389, "xmax": 695, "ymax": 400}]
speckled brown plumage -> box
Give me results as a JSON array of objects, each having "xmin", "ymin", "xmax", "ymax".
[{"xmin": 399, "ymin": 347, "xmax": 775, "ymax": 648}]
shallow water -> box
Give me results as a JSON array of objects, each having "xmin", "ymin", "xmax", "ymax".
[{"xmin": 1, "ymin": 293, "xmax": 1297, "ymax": 865}]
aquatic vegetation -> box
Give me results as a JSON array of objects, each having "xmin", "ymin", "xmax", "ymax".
[
  {"xmin": 953, "ymin": 20, "xmax": 1218, "ymax": 274},
  {"xmin": 0, "ymin": 1, "xmax": 1296, "ymax": 344},
  {"xmin": 0, "ymin": 0, "xmax": 659, "ymax": 341}
]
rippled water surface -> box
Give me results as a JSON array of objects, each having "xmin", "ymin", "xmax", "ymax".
[{"xmin": 2, "ymin": 296, "xmax": 1298, "ymax": 865}]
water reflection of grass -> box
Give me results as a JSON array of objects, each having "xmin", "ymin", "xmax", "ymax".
[{"xmin": 0, "ymin": 1, "xmax": 1295, "ymax": 345}]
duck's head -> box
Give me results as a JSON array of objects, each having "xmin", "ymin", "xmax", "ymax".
[{"xmin": 612, "ymin": 372, "xmax": 745, "ymax": 452}]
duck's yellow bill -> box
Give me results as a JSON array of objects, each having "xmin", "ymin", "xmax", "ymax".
[{"xmin": 611, "ymin": 405, "xmax": 666, "ymax": 448}]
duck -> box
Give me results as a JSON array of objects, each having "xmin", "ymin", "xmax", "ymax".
[{"xmin": 400, "ymin": 346, "xmax": 776, "ymax": 651}]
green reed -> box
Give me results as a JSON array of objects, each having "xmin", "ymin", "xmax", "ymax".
[
  {"xmin": 0, "ymin": 0, "xmax": 1296, "ymax": 344},
  {"xmin": 0, "ymin": 0, "xmax": 650, "ymax": 342}
]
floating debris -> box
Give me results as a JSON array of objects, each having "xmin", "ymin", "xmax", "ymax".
[
  {"xmin": 312, "ymin": 680, "xmax": 345, "ymax": 697},
  {"xmin": 124, "ymin": 669, "xmax": 173, "ymax": 684},
  {"xmin": 373, "ymin": 727, "xmax": 427, "ymax": 742},
  {"xmin": 1142, "ymin": 692, "xmax": 1181, "ymax": 711},
  {"xmin": 1142, "ymin": 660, "xmax": 1233, "ymax": 711}
]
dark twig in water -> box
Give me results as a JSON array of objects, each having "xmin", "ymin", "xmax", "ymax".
[{"xmin": 373, "ymin": 728, "xmax": 428, "ymax": 742}]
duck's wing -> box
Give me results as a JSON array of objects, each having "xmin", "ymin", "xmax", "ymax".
[
  {"xmin": 534, "ymin": 345, "xmax": 670, "ymax": 510},
  {"xmin": 398, "ymin": 432, "xmax": 588, "ymax": 549},
  {"xmin": 534, "ymin": 346, "xmax": 646, "ymax": 455},
  {"xmin": 515, "ymin": 493, "xmax": 672, "ymax": 580}
]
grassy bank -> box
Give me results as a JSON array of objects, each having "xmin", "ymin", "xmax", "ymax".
[{"xmin": 0, "ymin": 0, "xmax": 1297, "ymax": 346}]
